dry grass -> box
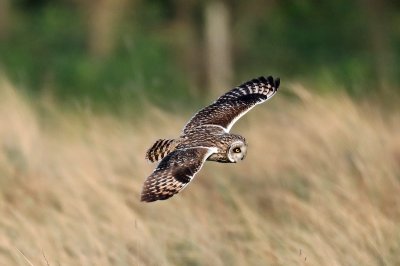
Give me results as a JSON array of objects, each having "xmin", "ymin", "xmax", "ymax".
[{"xmin": 0, "ymin": 79, "xmax": 399, "ymax": 265}]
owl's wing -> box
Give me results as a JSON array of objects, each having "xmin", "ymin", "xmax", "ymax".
[
  {"xmin": 141, "ymin": 147, "xmax": 216, "ymax": 202},
  {"xmin": 183, "ymin": 76, "xmax": 280, "ymax": 133}
]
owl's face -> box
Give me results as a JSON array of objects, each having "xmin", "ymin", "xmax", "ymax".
[{"xmin": 227, "ymin": 140, "xmax": 247, "ymax": 163}]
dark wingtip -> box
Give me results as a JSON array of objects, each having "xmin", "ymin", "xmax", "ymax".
[
  {"xmin": 141, "ymin": 191, "xmax": 174, "ymax": 202},
  {"xmin": 274, "ymin": 78, "xmax": 280, "ymax": 90},
  {"xmin": 263, "ymin": 75, "xmax": 280, "ymax": 90},
  {"xmin": 266, "ymin": 76, "xmax": 273, "ymax": 85},
  {"xmin": 257, "ymin": 76, "xmax": 267, "ymax": 83},
  {"xmin": 140, "ymin": 195, "xmax": 153, "ymax": 202},
  {"xmin": 140, "ymin": 190, "xmax": 157, "ymax": 202}
]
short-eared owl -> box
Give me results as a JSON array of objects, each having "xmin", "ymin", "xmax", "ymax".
[{"xmin": 141, "ymin": 76, "xmax": 280, "ymax": 202}]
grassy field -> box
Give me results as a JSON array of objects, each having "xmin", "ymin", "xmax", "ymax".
[{"xmin": 0, "ymin": 79, "xmax": 399, "ymax": 265}]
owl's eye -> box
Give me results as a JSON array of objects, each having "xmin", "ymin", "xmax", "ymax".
[{"xmin": 233, "ymin": 148, "xmax": 241, "ymax": 153}]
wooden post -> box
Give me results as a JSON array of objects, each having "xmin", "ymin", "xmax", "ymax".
[
  {"xmin": 205, "ymin": 1, "xmax": 233, "ymax": 95},
  {"xmin": 81, "ymin": 0, "xmax": 129, "ymax": 59}
]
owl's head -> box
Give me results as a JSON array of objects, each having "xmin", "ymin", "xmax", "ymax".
[{"xmin": 227, "ymin": 139, "xmax": 247, "ymax": 163}]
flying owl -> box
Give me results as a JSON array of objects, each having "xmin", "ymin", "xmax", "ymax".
[{"xmin": 141, "ymin": 76, "xmax": 280, "ymax": 202}]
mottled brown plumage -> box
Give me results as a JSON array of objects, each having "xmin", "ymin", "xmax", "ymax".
[
  {"xmin": 145, "ymin": 139, "xmax": 177, "ymax": 162},
  {"xmin": 141, "ymin": 147, "xmax": 216, "ymax": 202},
  {"xmin": 141, "ymin": 76, "xmax": 280, "ymax": 202}
]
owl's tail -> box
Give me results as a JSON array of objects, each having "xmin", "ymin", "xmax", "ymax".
[{"xmin": 145, "ymin": 139, "xmax": 178, "ymax": 163}]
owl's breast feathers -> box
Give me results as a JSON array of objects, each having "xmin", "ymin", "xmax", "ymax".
[{"xmin": 177, "ymin": 126, "xmax": 245, "ymax": 163}]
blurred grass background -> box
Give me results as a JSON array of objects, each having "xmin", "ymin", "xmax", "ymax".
[
  {"xmin": 0, "ymin": 0, "xmax": 400, "ymax": 265},
  {"xmin": 1, "ymin": 0, "xmax": 400, "ymax": 108}
]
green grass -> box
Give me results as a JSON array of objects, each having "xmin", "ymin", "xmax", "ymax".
[{"xmin": 2, "ymin": 1, "xmax": 400, "ymax": 111}]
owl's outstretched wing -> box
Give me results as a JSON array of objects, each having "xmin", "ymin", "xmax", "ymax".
[
  {"xmin": 141, "ymin": 147, "xmax": 216, "ymax": 202},
  {"xmin": 183, "ymin": 76, "xmax": 280, "ymax": 133}
]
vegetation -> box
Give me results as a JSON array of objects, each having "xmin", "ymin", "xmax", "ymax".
[
  {"xmin": 0, "ymin": 0, "xmax": 399, "ymax": 109},
  {"xmin": 0, "ymin": 81, "xmax": 399, "ymax": 265},
  {"xmin": 1, "ymin": 1, "xmax": 400, "ymax": 265}
]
